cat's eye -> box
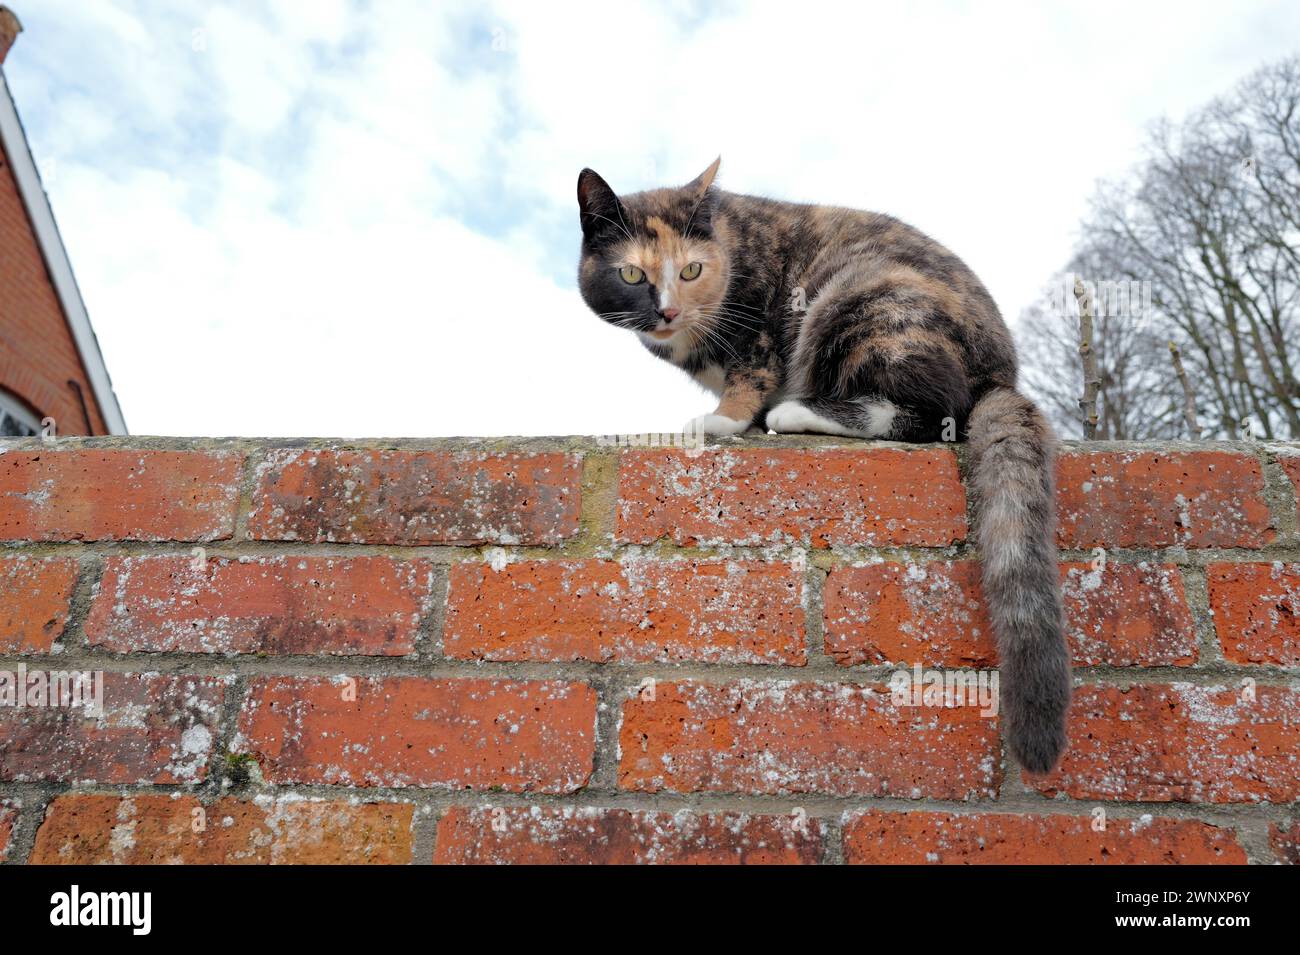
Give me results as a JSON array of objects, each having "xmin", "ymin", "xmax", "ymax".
[
  {"xmin": 680, "ymin": 262, "xmax": 702, "ymax": 281},
  {"xmin": 619, "ymin": 265, "xmax": 645, "ymax": 284}
]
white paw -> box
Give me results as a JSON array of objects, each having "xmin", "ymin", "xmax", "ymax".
[
  {"xmin": 765, "ymin": 400, "xmax": 862, "ymax": 437},
  {"xmin": 766, "ymin": 400, "xmax": 824, "ymax": 434},
  {"xmin": 684, "ymin": 413, "xmax": 749, "ymax": 437}
]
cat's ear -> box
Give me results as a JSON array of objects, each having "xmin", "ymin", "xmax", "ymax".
[
  {"xmin": 577, "ymin": 168, "xmax": 628, "ymax": 246},
  {"xmin": 683, "ymin": 157, "xmax": 721, "ymax": 236},
  {"xmin": 685, "ymin": 156, "xmax": 721, "ymax": 197}
]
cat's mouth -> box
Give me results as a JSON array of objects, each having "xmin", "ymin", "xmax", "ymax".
[{"xmin": 649, "ymin": 328, "xmax": 678, "ymax": 340}]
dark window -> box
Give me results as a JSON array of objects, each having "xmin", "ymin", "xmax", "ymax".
[{"xmin": 0, "ymin": 390, "xmax": 40, "ymax": 437}]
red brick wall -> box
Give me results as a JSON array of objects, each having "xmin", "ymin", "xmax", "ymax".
[
  {"xmin": 0, "ymin": 437, "xmax": 1297, "ymax": 864},
  {"xmin": 0, "ymin": 137, "xmax": 108, "ymax": 434}
]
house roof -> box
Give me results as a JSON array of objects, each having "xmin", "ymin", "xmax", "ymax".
[{"xmin": 0, "ymin": 11, "xmax": 127, "ymax": 434}]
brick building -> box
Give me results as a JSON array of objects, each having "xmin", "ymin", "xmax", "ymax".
[{"xmin": 0, "ymin": 7, "xmax": 124, "ymax": 436}]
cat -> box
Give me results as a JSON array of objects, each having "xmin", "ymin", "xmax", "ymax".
[{"xmin": 575, "ymin": 158, "xmax": 1071, "ymax": 773}]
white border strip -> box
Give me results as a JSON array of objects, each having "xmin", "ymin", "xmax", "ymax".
[{"xmin": 0, "ymin": 69, "xmax": 126, "ymax": 433}]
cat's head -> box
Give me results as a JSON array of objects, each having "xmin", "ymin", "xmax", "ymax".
[{"xmin": 575, "ymin": 158, "xmax": 728, "ymax": 351}]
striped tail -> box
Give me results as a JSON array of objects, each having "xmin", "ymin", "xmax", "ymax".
[{"xmin": 966, "ymin": 386, "xmax": 1071, "ymax": 772}]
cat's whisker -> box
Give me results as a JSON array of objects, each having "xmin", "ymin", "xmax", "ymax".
[
  {"xmin": 584, "ymin": 211, "xmax": 634, "ymax": 242},
  {"xmin": 711, "ymin": 317, "xmax": 763, "ymax": 334},
  {"xmin": 691, "ymin": 320, "xmax": 745, "ymax": 367},
  {"xmin": 688, "ymin": 321, "xmax": 741, "ymax": 367},
  {"xmin": 699, "ymin": 308, "xmax": 761, "ymax": 335}
]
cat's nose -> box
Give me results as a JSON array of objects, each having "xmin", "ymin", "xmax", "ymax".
[{"xmin": 660, "ymin": 307, "xmax": 680, "ymax": 323}]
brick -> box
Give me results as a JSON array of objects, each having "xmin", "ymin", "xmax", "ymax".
[
  {"xmin": 823, "ymin": 561, "xmax": 1195, "ymax": 667},
  {"xmin": 248, "ymin": 449, "xmax": 580, "ymax": 545},
  {"xmin": 1060, "ymin": 562, "xmax": 1197, "ymax": 666},
  {"xmin": 1056, "ymin": 450, "xmax": 1273, "ymax": 548},
  {"xmin": 31, "ymin": 794, "xmax": 413, "ymax": 864},
  {"xmin": 1207, "ymin": 562, "xmax": 1300, "ymax": 665},
  {"xmin": 0, "ymin": 673, "xmax": 224, "ymax": 784},
  {"xmin": 235, "ymin": 676, "xmax": 596, "ymax": 792},
  {"xmin": 0, "ymin": 801, "xmax": 14, "ymax": 861},
  {"xmin": 618, "ymin": 680, "xmax": 999, "ymax": 798},
  {"xmin": 843, "ymin": 811, "xmax": 1246, "ymax": 864},
  {"xmin": 445, "ymin": 558, "xmax": 805, "ymax": 664},
  {"xmin": 824, "ymin": 561, "xmax": 995, "ymax": 667},
  {"xmin": 616, "ymin": 447, "xmax": 966, "ymax": 547},
  {"xmin": 1269, "ymin": 821, "xmax": 1299, "ymax": 864},
  {"xmin": 1030, "ymin": 684, "xmax": 1300, "ymax": 802},
  {"xmin": 0, "ymin": 450, "xmax": 241, "ymax": 541},
  {"xmin": 0, "ymin": 556, "xmax": 78, "ymax": 653},
  {"xmin": 434, "ymin": 806, "xmax": 823, "ymax": 864},
  {"xmin": 1280, "ymin": 455, "xmax": 1300, "ymax": 512},
  {"xmin": 86, "ymin": 555, "xmax": 435, "ymax": 655}
]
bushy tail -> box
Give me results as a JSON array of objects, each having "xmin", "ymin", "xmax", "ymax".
[{"xmin": 967, "ymin": 386, "xmax": 1071, "ymax": 772}]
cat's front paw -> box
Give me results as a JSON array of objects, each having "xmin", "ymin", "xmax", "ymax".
[
  {"xmin": 684, "ymin": 413, "xmax": 749, "ymax": 437},
  {"xmin": 765, "ymin": 400, "xmax": 824, "ymax": 434}
]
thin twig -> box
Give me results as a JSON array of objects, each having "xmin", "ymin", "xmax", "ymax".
[
  {"xmin": 1168, "ymin": 340, "xmax": 1202, "ymax": 438},
  {"xmin": 1073, "ymin": 277, "xmax": 1102, "ymax": 439}
]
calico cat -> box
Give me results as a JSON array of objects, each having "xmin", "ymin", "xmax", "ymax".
[{"xmin": 576, "ymin": 158, "xmax": 1071, "ymax": 772}]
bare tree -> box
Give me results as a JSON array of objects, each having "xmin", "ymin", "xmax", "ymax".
[{"xmin": 1019, "ymin": 55, "xmax": 1300, "ymax": 440}]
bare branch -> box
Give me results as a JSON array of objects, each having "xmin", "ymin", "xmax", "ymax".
[
  {"xmin": 1074, "ymin": 278, "xmax": 1102, "ymax": 439},
  {"xmin": 1168, "ymin": 341, "xmax": 1202, "ymax": 438}
]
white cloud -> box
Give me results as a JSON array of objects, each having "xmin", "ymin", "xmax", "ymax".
[{"xmin": 6, "ymin": 0, "xmax": 1299, "ymax": 436}]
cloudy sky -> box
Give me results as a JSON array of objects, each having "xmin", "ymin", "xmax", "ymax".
[{"xmin": 6, "ymin": 0, "xmax": 1300, "ymax": 436}]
